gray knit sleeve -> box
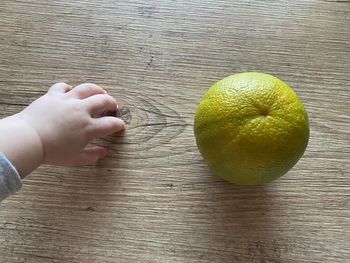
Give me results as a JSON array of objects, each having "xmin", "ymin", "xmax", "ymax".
[{"xmin": 0, "ymin": 152, "xmax": 22, "ymax": 202}]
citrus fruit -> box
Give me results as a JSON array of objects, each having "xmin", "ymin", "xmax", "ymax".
[{"xmin": 194, "ymin": 72, "xmax": 309, "ymax": 185}]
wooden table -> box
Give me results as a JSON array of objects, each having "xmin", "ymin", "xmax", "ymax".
[{"xmin": 1, "ymin": 1, "xmax": 349, "ymax": 262}]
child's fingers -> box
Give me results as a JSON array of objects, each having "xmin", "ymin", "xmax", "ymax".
[
  {"xmin": 47, "ymin": 82, "xmax": 72, "ymax": 95},
  {"xmin": 74, "ymin": 146, "xmax": 108, "ymax": 165},
  {"xmin": 88, "ymin": 116, "xmax": 125, "ymax": 139},
  {"xmin": 83, "ymin": 94, "xmax": 118, "ymax": 116},
  {"xmin": 68, "ymin": 83, "xmax": 107, "ymax": 99}
]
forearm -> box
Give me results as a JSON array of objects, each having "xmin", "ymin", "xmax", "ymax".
[{"xmin": 0, "ymin": 115, "xmax": 43, "ymax": 178}]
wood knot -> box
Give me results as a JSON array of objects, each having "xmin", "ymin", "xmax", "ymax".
[
  {"xmin": 104, "ymin": 106, "xmax": 132, "ymax": 124},
  {"xmin": 116, "ymin": 106, "xmax": 132, "ymax": 124}
]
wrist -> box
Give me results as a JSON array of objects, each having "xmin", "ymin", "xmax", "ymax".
[{"xmin": 0, "ymin": 115, "xmax": 44, "ymax": 178}]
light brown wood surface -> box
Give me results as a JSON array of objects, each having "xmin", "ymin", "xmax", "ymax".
[{"xmin": 0, "ymin": 1, "xmax": 349, "ymax": 262}]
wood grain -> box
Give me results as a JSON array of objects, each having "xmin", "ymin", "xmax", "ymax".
[{"xmin": 0, "ymin": 0, "xmax": 349, "ymax": 262}]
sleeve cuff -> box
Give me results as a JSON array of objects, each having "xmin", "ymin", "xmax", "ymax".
[{"xmin": 0, "ymin": 152, "xmax": 23, "ymax": 202}]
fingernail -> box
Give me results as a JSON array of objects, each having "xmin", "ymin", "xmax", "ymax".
[
  {"xmin": 122, "ymin": 120, "xmax": 126, "ymax": 130},
  {"xmin": 116, "ymin": 118, "xmax": 126, "ymax": 131},
  {"xmin": 121, "ymin": 119, "xmax": 126, "ymax": 130}
]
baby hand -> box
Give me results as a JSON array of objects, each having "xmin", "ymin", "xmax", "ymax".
[{"xmin": 16, "ymin": 82, "xmax": 125, "ymax": 166}]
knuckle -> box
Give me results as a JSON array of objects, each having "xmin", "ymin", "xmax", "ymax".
[
  {"xmin": 83, "ymin": 83, "xmax": 102, "ymax": 91},
  {"xmin": 48, "ymin": 82, "xmax": 68, "ymax": 92},
  {"xmin": 73, "ymin": 100, "xmax": 85, "ymax": 111},
  {"xmin": 99, "ymin": 94, "xmax": 116, "ymax": 107},
  {"xmin": 55, "ymin": 82, "xmax": 69, "ymax": 86}
]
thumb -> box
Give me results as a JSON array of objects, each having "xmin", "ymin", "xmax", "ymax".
[{"xmin": 74, "ymin": 146, "xmax": 108, "ymax": 165}]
